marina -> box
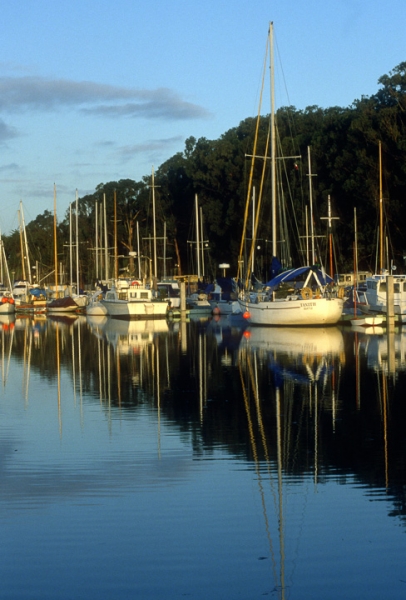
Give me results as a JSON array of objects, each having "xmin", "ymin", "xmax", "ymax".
[{"xmin": 1, "ymin": 313, "xmax": 406, "ymax": 599}]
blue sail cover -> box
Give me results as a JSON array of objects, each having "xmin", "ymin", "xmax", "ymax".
[
  {"xmin": 30, "ymin": 287, "xmax": 47, "ymax": 297},
  {"xmin": 265, "ymin": 266, "xmax": 333, "ymax": 288}
]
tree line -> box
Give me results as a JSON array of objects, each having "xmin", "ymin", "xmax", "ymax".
[{"xmin": 4, "ymin": 61, "xmax": 406, "ymax": 287}]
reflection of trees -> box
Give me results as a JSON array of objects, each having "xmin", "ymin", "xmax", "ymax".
[{"xmin": 4, "ymin": 317, "xmax": 406, "ymax": 523}]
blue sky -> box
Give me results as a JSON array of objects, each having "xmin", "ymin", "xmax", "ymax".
[{"xmin": 0, "ymin": 0, "xmax": 404, "ymax": 234}]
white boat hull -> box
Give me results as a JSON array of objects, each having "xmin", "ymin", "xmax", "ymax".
[
  {"xmin": 102, "ymin": 299, "xmax": 168, "ymax": 319},
  {"xmin": 350, "ymin": 315, "xmax": 383, "ymax": 327},
  {"xmin": 238, "ymin": 296, "xmax": 344, "ymax": 326}
]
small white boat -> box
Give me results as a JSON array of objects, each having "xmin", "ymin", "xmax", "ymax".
[
  {"xmin": 101, "ymin": 280, "xmax": 168, "ymax": 319},
  {"xmin": 86, "ymin": 291, "xmax": 108, "ymax": 316},
  {"xmin": 351, "ymin": 315, "xmax": 383, "ymax": 328}
]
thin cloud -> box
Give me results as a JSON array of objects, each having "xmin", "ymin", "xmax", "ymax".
[
  {"xmin": 117, "ymin": 136, "xmax": 183, "ymax": 158},
  {"xmin": 115, "ymin": 137, "xmax": 184, "ymax": 164},
  {"xmin": 0, "ymin": 162, "xmax": 19, "ymax": 172},
  {"xmin": 0, "ymin": 76, "xmax": 211, "ymax": 121},
  {"xmin": 0, "ymin": 119, "xmax": 18, "ymax": 143}
]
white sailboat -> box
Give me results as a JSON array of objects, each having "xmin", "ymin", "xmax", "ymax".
[
  {"xmin": 100, "ymin": 190, "xmax": 169, "ymax": 320},
  {"xmin": 237, "ymin": 23, "xmax": 343, "ymax": 326}
]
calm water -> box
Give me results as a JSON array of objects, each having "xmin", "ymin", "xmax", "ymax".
[{"xmin": 1, "ymin": 313, "xmax": 406, "ymax": 599}]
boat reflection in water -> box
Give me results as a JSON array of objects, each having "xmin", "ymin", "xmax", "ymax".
[
  {"xmin": 360, "ymin": 327, "xmax": 406, "ymax": 375},
  {"xmin": 96, "ymin": 317, "xmax": 169, "ymax": 354},
  {"xmin": 238, "ymin": 325, "xmax": 345, "ymax": 599}
]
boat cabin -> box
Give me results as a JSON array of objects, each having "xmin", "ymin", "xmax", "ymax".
[{"xmin": 335, "ymin": 271, "xmax": 372, "ymax": 287}]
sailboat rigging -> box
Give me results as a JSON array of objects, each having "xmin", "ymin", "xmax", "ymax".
[
  {"xmin": 362, "ymin": 141, "xmax": 406, "ymax": 322},
  {"xmin": 237, "ymin": 23, "xmax": 344, "ymax": 326}
]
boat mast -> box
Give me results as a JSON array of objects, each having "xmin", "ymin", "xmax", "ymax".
[
  {"xmin": 53, "ymin": 184, "xmax": 58, "ymax": 296},
  {"xmin": 103, "ymin": 193, "xmax": 109, "ymax": 281},
  {"xmin": 114, "ymin": 189, "xmax": 118, "ymax": 282},
  {"xmin": 379, "ymin": 141, "xmax": 383, "ymax": 273},
  {"xmin": 195, "ymin": 194, "xmax": 201, "ymax": 278},
  {"xmin": 69, "ymin": 203, "xmax": 73, "ymax": 289},
  {"xmin": 270, "ymin": 22, "xmax": 277, "ymax": 259},
  {"xmin": 18, "ymin": 209, "xmax": 26, "ymax": 281},
  {"xmin": 76, "ymin": 189, "xmax": 80, "ymax": 293},
  {"xmin": 95, "ymin": 200, "xmax": 98, "ymax": 280},
  {"xmin": 20, "ymin": 201, "xmax": 32, "ymax": 284},
  {"xmin": 151, "ymin": 166, "xmax": 158, "ymax": 281},
  {"xmin": 307, "ymin": 147, "xmax": 315, "ymax": 264},
  {"xmin": 320, "ymin": 195, "xmax": 339, "ymax": 277},
  {"xmin": 200, "ymin": 206, "xmax": 205, "ymax": 277}
]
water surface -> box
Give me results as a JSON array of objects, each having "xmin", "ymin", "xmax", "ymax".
[{"xmin": 1, "ymin": 314, "xmax": 405, "ymax": 599}]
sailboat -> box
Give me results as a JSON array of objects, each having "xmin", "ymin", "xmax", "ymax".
[
  {"xmin": 237, "ymin": 23, "xmax": 344, "ymax": 326},
  {"xmin": 47, "ymin": 185, "xmax": 81, "ymax": 314},
  {"xmin": 362, "ymin": 142, "xmax": 406, "ymax": 322},
  {"xmin": 100, "ymin": 190, "xmax": 169, "ymax": 320},
  {"xmin": 351, "ymin": 207, "xmax": 383, "ymax": 328},
  {"xmin": 0, "ymin": 238, "xmax": 16, "ymax": 315}
]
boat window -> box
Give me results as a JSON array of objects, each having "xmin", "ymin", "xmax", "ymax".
[
  {"xmin": 346, "ymin": 276, "xmax": 352, "ymax": 282},
  {"xmin": 140, "ymin": 292, "xmax": 149, "ymax": 299},
  {"xmin": 367, "ymin": 281, "xmax": 377, "ymax": 290},
  {"xmin": 380, "ymin": 282, "xmax": 386, "ymax": 292},
  {"xmin": 394, "ymin": 283, "xmax": 400, "ymax": 293}
]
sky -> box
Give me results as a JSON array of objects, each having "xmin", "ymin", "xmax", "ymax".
[{"xmin": 0, "ymin": 0, "xmax": 405, "ymax": 235}]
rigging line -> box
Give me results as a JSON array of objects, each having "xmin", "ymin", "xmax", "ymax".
[
  {"xmin": 238, "ymin": 31, "xmax": 270, "ymax": 281},
  {"xmin": 238, "ymin": 355, "xmax": 279, "ymax": 589},
  {"xmin": 245, "ymin": 116, "xmax": 271, "ymax": 289},
  {"xmin": 275, "ymin": 126, "xmax": 303, "ymax": 262},
  {"xmin": 246, "ymin": 352, "xmax": 271, "ymax": 464}
]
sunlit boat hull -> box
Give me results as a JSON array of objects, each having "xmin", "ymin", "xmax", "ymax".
[
  {"xmin": 102, "ymin": 285, "xmax": 168, "ymax": 320},
  {"xmin": 238, "ymin": 296, "xmax": 344, "ymax": 326},
  {"xmin": 102, "ymin": 299, "xmax": 168, "ymax": 319}
]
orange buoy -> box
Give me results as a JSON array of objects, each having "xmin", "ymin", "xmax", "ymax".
[{"xmin": 243, "ymin": 311, "xmax": 251, "ymax": 320}]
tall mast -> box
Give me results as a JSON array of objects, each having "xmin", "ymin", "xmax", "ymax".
[
  {"xmin": 69, "ymin": 203, "xmax": 73, "ymax": 288},
  {"xmin": 76, "ymin": 189, "xmax": 80, "ymax": 293},
  {"xmin": 270, "ymin": 22, "xmax": 277, "ymax": 259},
  {"xmin": 151, "ymin": 166, "xmax": 158, "ymax": 280},
  {"xmin": 307, "ymin": 147, "xmax": 315, "ymax": 264},
  {"xmin": 114, "ymin": 189, "xmax": 118, "ymax": 281},
  {"xmin": 195, "ymin": 194, "xmax": 201, "ymax": 278},
  {"xmin": 20, "ymin": 201, "xmax": 31, "ymax": 283},
  {"xmin": 321, "ymin": 195, "xmax": 339, "ymax": 277},
  {"xmin": 379, "ymin": 141, "xmax": 383, "ymax": 272},
  {"xmin": 95, "ymin": 200, "xmax": 98, "ymax": 280},
  {"xmin": 200, "ymin": 206, "xmax": 205, "ymax": 277},
  {"xmin": 103, "ymin": 193, "xmax": 109, "ymax": 281},
  {"xmin": 18, "ymin": 209, "xmax": 26, "ymax": 281},
  {"xmin": 53, "ymin": 184, "xmax": 58, "ymax": 293}
]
